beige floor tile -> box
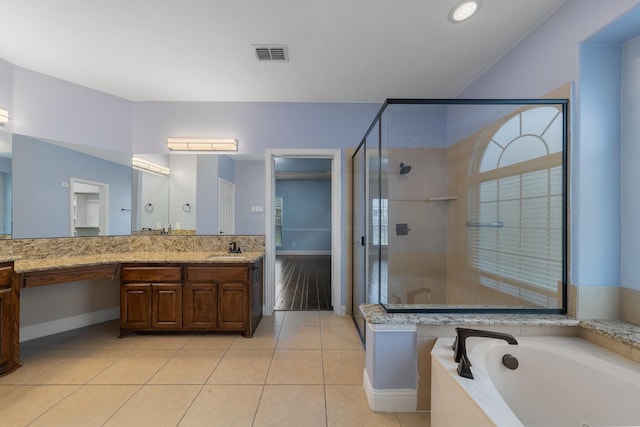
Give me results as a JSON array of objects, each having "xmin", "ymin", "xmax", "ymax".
[
  {"xmin": 230, "ymin": 322, "xmax": 280, "ymax": 349},
  {"xmin": 0, "ymin": 385, "xmax": 79, "ymax": 425},
  {"xmin": 179, "ymin": 385, "xmax": 262, "ymax": 427},
  {"xmin": 0, "ymin": 384, "xmax": 19, "ymax": 397},
  {"xmin": 46, "ymin": 323, "xmax": 144, "ymax": 350},
  {"xmin": 182, "ymin": 334, "xmax": 237, "ymax": 349},
  {"xmin": 266, "ymin": 349, "xmax": 324, "ymax": 384},
  {"xmin": 325, "ymin": 384, "xmax": 401, "ymax": 427},
  {"xmin": 282, "ymin": 311, "xmax": 321, "ymax": 326},
  {"xmin": 27, "ymin": 349, "xmax": 129, "ymax": 385},
  {"xmin": 148, "ymin": 349, "xmax": 225, "ymax": 384},
  {"xmin": 0, "ymin": 350, "xmax": 67, "ymax": 385},
  {"xmin": 88, "ymin": 349, "xmax": 176, "ymax": 384},
  {"xmin": 30, "ymin": 385, "xmax": 140, "ymax": 427},
  {"xmin": 321, "ymin": 326, "xmax": 363, "ymax": 350},
  {"xmin": 277, "ymin": 326, "xmax": 322, "ymax": 349},
  {"xmin": 259, "ymin": 311, "xmax": 286, "ymax": 328},
  {"xmin": 320, "ymin": 312, "xmax": 356, "ymax": 327},
  {"xmin": 253, "ymin": 385, "xmax": 326, "ymax": 427},
  {"xmin": 397, "ymin": 411, "xmax": 431, "ymax": 427},
  {"xmin": 103, "ymin": 384, "xmax": 200, "ymax": 427},
  {"xmin": 207, "ymin": 349, "xmax": 273, "ymax": 384},
  {"xmin": 134, "ymin": 334, "xmax": 193, "ymax": 350},
  {"xmin": 323, "ymin": 349, "xmax": 365, "ymax": 384}
]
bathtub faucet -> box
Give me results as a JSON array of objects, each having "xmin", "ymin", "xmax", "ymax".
[{"xmin": 452, "ymin": 327, "xmax": 518, "ymax": 379}]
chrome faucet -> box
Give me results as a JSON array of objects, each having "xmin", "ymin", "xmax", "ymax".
[{"xmin": 452, "ymin": 327, "xmax": 518, "ymax": 379}]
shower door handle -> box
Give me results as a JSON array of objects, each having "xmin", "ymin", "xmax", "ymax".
[{"xmin": 361, "ymin": 236, "xmax": 365, "ymax": 246}]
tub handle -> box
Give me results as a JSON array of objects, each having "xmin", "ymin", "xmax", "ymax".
[
  {"xmin": 502, "ymin": 354, "xmax": 519, "ymax": 370},
  {"xmin": 457, "ymin": 353, "xmax": 474, "ymax": 379}
]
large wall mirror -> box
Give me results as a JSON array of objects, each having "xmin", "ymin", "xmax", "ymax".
[
  {"xmin": 0, "ymin": 130, "xmax": 11, "ymax": 239},
  {"xmin": 11, "ymin": 134, "xmax": 132, "ymax": 238},
  {"xmin": 6, "ymin": 132, "xmax": 265, "ymax": 239},
  {"xmin": 132, "ymin": 153, "xmax": 240, "ymax": 234}
]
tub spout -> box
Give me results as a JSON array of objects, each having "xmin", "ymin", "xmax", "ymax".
[{"xmin": 453, "ymin": 327, "xmax": 518, "ymax": 363}]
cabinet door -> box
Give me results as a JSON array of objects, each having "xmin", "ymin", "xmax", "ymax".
[
  {"xmin": 183, "ymin": 283, "xmax": 217, "ymax": 329},
  {"xmin": 218, "ymin": 283, "xmax": 247, "ymax": 330},
  {"xmin": 121, "ymin": 284, "xmax": 151, "ymax": 329},
  {"xmin": 0, "ymin": 287, "xmax": 11, "ymax": 367},
  {"xmin": 152, "ymin": 284, "xmax": 182, "ymax": 329}
]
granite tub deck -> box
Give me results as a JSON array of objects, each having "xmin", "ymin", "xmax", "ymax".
[
  {"xmin": 360, "ymin": 303, "xmax": 640, "ymax": 354},
  {"xmin": 359, "ymin": 304, "xmax": 640, "ymax": 413}
]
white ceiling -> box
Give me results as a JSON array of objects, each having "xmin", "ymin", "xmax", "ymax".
[{"xmin": 0, "ymin": 0, "xmax": 566, "ymax": 103}]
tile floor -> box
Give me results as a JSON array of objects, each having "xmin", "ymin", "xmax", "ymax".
[{"xmin": 0, "ymin": 311, "xmax": 430, "ymax": 427}]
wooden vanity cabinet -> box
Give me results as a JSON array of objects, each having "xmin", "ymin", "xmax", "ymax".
[
  {"xmin": 185, "ymin": 260, "xmax": 263, "ymax": 337},
  {"xmin": 0, "ymin": 262, "xmax": 19, "ymax": 376},
  {"xmin": 121, "ymin": 260, "xmax": 263, "ymax": 337},
  {"xmin": 120, "ymin": 265, "xmax": 183, "ymax": 334}
]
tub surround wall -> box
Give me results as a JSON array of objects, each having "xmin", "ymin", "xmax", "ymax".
[
  {"xmin": 361, "ymin": 304, "xmax": 640, "ymax": 412},
  {"xmin": 361, "ymin": 304, "xmax": 580, "ymax": 411},
  {"xmin": 622, "ymin": 287, "xmax": 640, "ymax": 325},
  {"xmin": 364, "ymin": 323, "xmax": 418, "ymax": 412}
]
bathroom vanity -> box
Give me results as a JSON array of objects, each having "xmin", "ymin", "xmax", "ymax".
[{"xmin": 0, "ymin": 235, "xmax": 266, "ymax": 376}]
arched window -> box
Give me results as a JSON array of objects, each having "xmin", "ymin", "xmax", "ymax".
[{"xmin": 469, "ymin": 106, "xmax": 563, "ymax": 307}]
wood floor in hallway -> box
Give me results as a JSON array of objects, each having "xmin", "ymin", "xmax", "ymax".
[{"xmin": 275, "ymin": 255, "xmax": 331, "ymax": 311}]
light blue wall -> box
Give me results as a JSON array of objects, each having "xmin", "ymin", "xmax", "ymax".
[
  {"xmin": 276, "ymin": 179, "xmax": 332, "ymax": 252},
  {"xmin": 459, "ymin": 0, "xmax": 640, "ymax": 291},
  {"xmin": 218, "ymin": 155, "xmax": 235, "ymax": 182},
  {"xmin": 132, "ymin": 102, "xmax": 379, "ymax": 155},
  {"xmin": 195, "ymin": 155, "xmax": 218, "ymax": 234},
  {"xmin": 574, "ymin": 43, "xmax": 622, "ymax": 287},
  {"xmin": 0, "ymin": 156, "xmax": 10, "ymax": 234},
  {"xmin": 12, "ymin": 135, "xmax": 132, "ymax": 238},
  {"xmin": 235, "ymin": 160, "xmax": 266, "ymax": 235},
  {"xmin": 11, "ymin": 66, "xmax": 132, "ymax": 152},
  {"xmin": 622, "ymin": 36, "xmax": 640, "ymax": 291}
]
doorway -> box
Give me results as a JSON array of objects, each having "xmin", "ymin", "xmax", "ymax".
[
  {"xmin": 69, "ymin": 177, "xmax": 109, "ymax": 237},
  {"xmin": 265, "ymin": 149, "xmax": 342, "ymax": 316},
  {"xmin": 218, "ymin": 178, "xmax": 235, "ymax": 234}
]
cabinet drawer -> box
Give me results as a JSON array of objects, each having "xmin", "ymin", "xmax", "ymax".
[
  {"xmin": 121, "ymin": 266, "xmax": 182, "ymax": 283},
  {"xmin": 0, "ymin": 265, "xmax": 12, "ymax": 287},
  {"xmin": 186, "ymin": 266, "xmax": 248, "ymax": 283}
]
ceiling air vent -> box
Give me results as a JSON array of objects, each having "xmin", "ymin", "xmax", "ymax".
[{"xmin": 253, "ymin": 44, "xmax": 289, "ymax": 62}]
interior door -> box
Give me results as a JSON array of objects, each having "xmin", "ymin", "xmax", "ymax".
[{"xmin": 218, "ymin": 178, "xmax": 235, "ymax": 234}]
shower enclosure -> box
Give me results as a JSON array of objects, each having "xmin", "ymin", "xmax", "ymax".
[{"xmin": 351, "ymin": 99, "xmax": 568, "ymax": 339}]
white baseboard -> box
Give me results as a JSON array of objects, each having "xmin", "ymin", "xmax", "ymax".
[
  {"xmin": 363, "ymin": 369, "xmax": 417, "ymax": 412},
  {"xmin": 20, "ymin": 307, "xmax": 120, "ymax": 342}
]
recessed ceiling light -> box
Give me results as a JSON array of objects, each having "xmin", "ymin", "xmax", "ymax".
[{"xmin": 449, "ymin": 0, "xmax": 481, "ymax": 23}]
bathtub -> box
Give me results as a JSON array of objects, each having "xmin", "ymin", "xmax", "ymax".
[{"xmin": 431, "ymin": 336, "xmax": 640, "ymax": 427}]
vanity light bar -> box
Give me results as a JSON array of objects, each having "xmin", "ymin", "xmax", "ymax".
[
  {"xmin": 0, "ymin": 109, "xmax": 8, "ymax": 125},
  {"xmin": 167, "ymin": 138, "xmax": 238, "ymax": 151},
  {"xmin": 132, "ymin": 157, "xmax": 170, "ymax": 176}
]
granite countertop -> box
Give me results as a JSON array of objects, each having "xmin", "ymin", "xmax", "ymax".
[
  {"xmin": 579, "ymin": 320, "xmax": 640, "ymax": 350},
  {"xmin": 359, "ymin": 303, "xmax": 580, "ymax": 326},
  {"xmin": 14, "ymin": 251, "xmax": 265, "ymax": 273},
  {"xmin": 0, "ymin": 255, "xmax": 21, "ymax": 263},
  {"xmin": 360, "ymin": 303, "xmax": 640, "ymax": 351}
]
